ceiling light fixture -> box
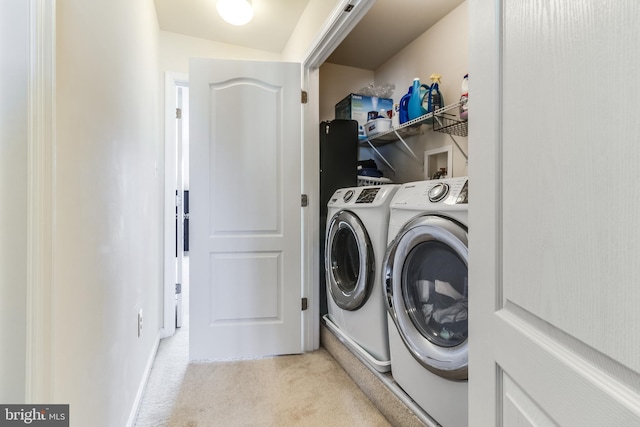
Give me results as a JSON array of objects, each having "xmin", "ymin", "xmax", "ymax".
[{"xmin": 217, "ymin": 0, "xmax": 254, "ymax": 26}]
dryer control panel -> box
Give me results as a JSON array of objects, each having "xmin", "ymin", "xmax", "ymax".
[
  {"xmin": 392, "ymin": 177, "xmax": 469, "ymax": 209},
  {"xmin": 423, "ymin": 178, "xmax": 468, "ymax": 205}
]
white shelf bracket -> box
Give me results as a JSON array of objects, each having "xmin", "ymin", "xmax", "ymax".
[
  {"xmin": 447, "ymin": 133, "xmax": 468, "ymax": 161},
  {"xmin": 365, "ymin": 139, "xmax": 396, "ymax": 174},
  {"xmin": 393, "ymin": 129, "xmax": 423, "ymax": 169}
]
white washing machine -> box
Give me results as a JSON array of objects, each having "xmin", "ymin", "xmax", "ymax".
[
  {"xmin": 384, "ymin": 177, "xmax": 469, "ymax": 427},
  {"xmin": 324, "ymin": 184, "xmax": 399, "ymax": 373}
]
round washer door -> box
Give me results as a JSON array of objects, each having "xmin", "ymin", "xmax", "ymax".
[
  {"xmin": 383, "ymin": 215, "xmax": 468, "ymax": 380},
  {"xmin": 325, "ymin": 210, "xmax": 374, "ymax": 311}
]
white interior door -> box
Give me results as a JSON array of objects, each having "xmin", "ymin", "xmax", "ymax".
[
  {"xmin": 470, "ymin": 1, "xmax": 640, "ymax": 426},
  {"xmin": 189, "ymin": 58, "xmax": 302, "ymax": 360}
]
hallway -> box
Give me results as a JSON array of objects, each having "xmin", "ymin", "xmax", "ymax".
[
  {"xmin": 133, "ymin": 256, "xmax": 391, "ymax": 426},
  {"xmin": 135, "ymin": 318, "xmax": 189, "ymax": 426},
  {"xmin": 135, "ymin": 256, "xmax": 190, "ymax": 426}
]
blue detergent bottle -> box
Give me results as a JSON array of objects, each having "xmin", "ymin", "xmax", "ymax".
[
  {"xmin": 399, "ymin": 86, "xmax": 412, "ymax": 124},
  {"xmin": 407, "ymin": 78, "xmax": 429, "ymax": 120}
]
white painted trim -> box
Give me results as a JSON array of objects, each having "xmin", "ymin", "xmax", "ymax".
[
  {"xmin": 302, "ymin": 0, "xmax": 376, "ymax": 69},
  {"xmin": 25, "ymin": 0, "xmax": 56, "ymax": 403},
  {"xmin": 163, "ymin": 72, "xmax": 189, "ymax": 338},
  {"xmin": 301, "ymin": 65, "xmax": 321, "ymax": 351},
  {"xmin": 300, "ymin": 0, "xmax": 375, "ymax": 352},
  {"xmin": 467, "ymin": 0, "xmax": 501, "ymax": 425},
  {"xmin": 126, "ymin": 331, "xmax": 161, "ymax": 427}
]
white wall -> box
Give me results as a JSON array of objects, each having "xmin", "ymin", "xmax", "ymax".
[
  {"xmin": 0, "ymin": 0, "xmax": 28, "ymax": 403},
  {"xmin": 281, "ymin": 0, "xmax": 343, "ymax": 62},
  {"xmin": 319, "ymin": 63, "xmax": 374, "ymax": 122},
  {"xmin": 54, "ymin": 0, "xmax": 162, "ymax": 425},
  {"xmin": 322, "ymin": 1, "xmax": 469, "ymax": 184},
  {"xmin": 373, "ymin": 1, "xmax": 468, "ymax": 183},
  {"xmin": 159, "ymin": 30, "xmax": 281, "ymax": 74}
]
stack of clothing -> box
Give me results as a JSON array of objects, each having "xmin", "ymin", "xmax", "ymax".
[{"xmin": 357, "ymin": 159, "xmax": 384, "ymax": 178}]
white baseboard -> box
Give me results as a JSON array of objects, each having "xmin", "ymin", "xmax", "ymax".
[{"xmin": 126, "ymin": 331, "xmax": 161, "ymax": 427}]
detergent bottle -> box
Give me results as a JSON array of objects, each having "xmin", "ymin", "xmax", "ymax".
[
  {"xmin": 399, "ymin": 85, "xmax": 412, "ymax": 124},
  {"xmin": 459, "ymin": 74, "xmax": 468, "ymax": 121},
  {"xmin": 407, "ymin": 78, "xmax": 429, "ymax": 121}
]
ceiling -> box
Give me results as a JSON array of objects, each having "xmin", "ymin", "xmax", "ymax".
[
  {"xmin": 327, "ymin": 0, "xmax": 465, "ymax": 70},
  {"xmin": 154, "ymin": 0, "xmax": 465, "ymax": 70},
  {"xmin": 154, "ymin": 0, "xmax": 311, "ymax": 53}
]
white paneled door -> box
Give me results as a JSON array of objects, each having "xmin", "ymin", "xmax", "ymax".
[
  {"xmin": 189, "ymin": 59, "xmax": 302, "ymax": 360},
  {"xmin": 470, "ymin": 1, "xmax": 640, "ymax": 426}
]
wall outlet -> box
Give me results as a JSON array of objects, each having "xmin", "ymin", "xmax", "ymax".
[{"xmin": 137, "ymin": 309, "xmax": 143, "ymax": 337}]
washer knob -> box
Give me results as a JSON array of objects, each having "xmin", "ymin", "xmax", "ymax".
[
  {"xmin": 343, "ymin": 189, "xmax": 354, "ymax": 203},
  {"xmin": 428, "ymin": 183, "xmax": 449, "ymax": 202}
]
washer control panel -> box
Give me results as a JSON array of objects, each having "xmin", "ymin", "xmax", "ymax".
[
  {"xmin": 343, "ymin": 189, "xmax": 355, "ymax": 203},
  {"xmin": 328, "ymin": 185, "xmax": 399, "ymax": 208},
  {"xmin": 355, "ymin": 187, "xmax": 380, "ymax": 204},
  {"xmin": 341, "ymin": 187, "xmax": 381, "ymax": 204}
]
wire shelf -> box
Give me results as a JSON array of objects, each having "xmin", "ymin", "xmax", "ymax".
[
  {"xmin": 362, "ymin": 102, "xmax": 462, "ymax": 146},
  {"xmin": 358, "ymin": 102, "xmax": 468, "ymax": 172},
  {"xmin": 433, "ymin": 113, "xmax": 468, "ymax": 137}
]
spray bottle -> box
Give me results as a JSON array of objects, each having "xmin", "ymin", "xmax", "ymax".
[
  {"xmin": 423, "ymin": 73, "xmax": 443, "ymax": 124},
  {"xmin": 425, "ymin": 73, "xmax": 443, "ymax": 113}
]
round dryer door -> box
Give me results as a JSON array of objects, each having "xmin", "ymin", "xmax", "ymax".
[
  {"xmin": 383, "ymin": 215, "xmax": 468, "ymax": 380},
  {"xmin": 325, "ymin": 210, "xmax": 374, "ymax": 311}
]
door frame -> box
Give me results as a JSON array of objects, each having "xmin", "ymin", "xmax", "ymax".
[
  {"xmin": 162, "ymin": 71, "xmax": 188, "ymax": 338},
  {"xmin": 300, "ymin": 0, "xmax": 375, "ymax": 351},
  {"xmin": 25, "ymin": 0, "xmax": 56, "ymax": 402}
]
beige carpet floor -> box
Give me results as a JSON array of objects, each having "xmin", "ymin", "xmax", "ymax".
[{"xmin": 167, "ymin": 348, "xmax": 392, "ymax": 427}]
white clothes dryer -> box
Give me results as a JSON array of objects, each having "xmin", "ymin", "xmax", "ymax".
[
  {"xmin": 324, "ymin": 184, "xmax": 399, "ymax": 373},
  {"xmin": 383, "ymin": 177, "xmax": 469, "ymax": 427}
]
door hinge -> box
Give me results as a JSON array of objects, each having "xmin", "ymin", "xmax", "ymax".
[
  {"xmin": 301, "ymin": 194, "xmax": 308, "ymax": 207},
  {"xmin": 176, "ymin": 108, "xmax": 182, "ymax": 119},
  {"xmin": 301, "ymin": 90, "xmax": 308, "ymax": 104},
  {"xmin": 301, "ymin": 297, "xmax": 308, "ymax": 311}
]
